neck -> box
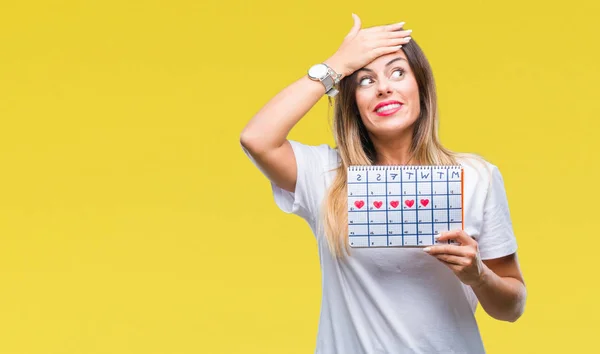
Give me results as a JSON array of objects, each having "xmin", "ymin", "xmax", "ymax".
[{"xmin": 371, "ymin": 129, "xmax": 415, "ymax": 165}]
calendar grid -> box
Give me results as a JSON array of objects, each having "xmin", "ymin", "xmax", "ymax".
[{"xmin": 347, "ymin": 165, "xmax": 463, "ymax": 248}]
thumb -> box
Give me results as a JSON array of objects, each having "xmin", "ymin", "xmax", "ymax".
[{"xmin": 346, "ymin": 13, "xmax": 361, "ymax": 37}]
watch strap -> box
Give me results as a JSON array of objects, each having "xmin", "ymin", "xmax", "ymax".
[
  {"xmin": 321, "ymin": 75, "xmax": 335, "ymax": 93},
  {"xmin": 307, "ymin": 63, "xmax": 341, "ymax": 97},
  {"xmin": 326, "ymin": 66, "xmax": 342, "ymax": 85}
]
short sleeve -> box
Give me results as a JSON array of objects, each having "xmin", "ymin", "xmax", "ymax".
[
  {"xmin": 477, "ymin": 165, "xmax": 518, "ymax": 260},
  {"xmin": 242, "ymin": 140, "xmax": 337, "ymax": 223}
]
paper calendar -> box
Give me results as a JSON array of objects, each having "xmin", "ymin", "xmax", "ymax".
[{"xmin": 347, "ymin": 165, "xmax": 464, "ymax": 248}]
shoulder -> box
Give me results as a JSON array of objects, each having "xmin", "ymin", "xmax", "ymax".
[{"xmin": 454, "ymin": 153, "xmax": 508, "ymax": 201}]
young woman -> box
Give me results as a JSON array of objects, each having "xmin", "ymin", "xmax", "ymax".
[{"xmin": 240, "ymin": 14, "xmax": 526, "ymax": 354}]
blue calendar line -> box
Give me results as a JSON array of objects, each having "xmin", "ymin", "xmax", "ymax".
[
  {"xmin": 430, "ymin": 169, "xmax": 434, "ymax": 245},
  {"xmin": 349, "ymin": 221, "xmax": 461, "ymax": 225},
  {"xmin": 349, "ymin": 234, "xmax": 454, "ymax": 237},
  {"xmin": 446, "ymin": 165, "xmax": 451, "ymax": 235},
  {"xmin": 400, "ymin": 170, "xmax": 404, "ymax": 245},
  {"xmin": 349, "ymin": 234, "xmax": 443, "ymax": 237},
  {"xmin": 366, "ymin": 171, "xmax": 370, "ymax": 246},
  {"xmin": 349, "ymin": 235, "xmax": 456, "ymax": 238},
  {"xmin": 385, "ymin": 172, "xmax": 389, "ymax": 245},
  {"xmin": 348, "ymin": 181, "xmax": 460, "ymax": 184},
  {"xmin": 348, "ymin": 194, "xmax": 461, "ymax": 197}
]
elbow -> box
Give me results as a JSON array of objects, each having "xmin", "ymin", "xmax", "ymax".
[
  {"xmin": 510, "ymin": 284, "xmax": 528, "ymax": 322},
  {"xmin": 239, "ymin": 126, "xmax": 253, "ymax": 148},
  {"xmin": 506, "ymin": 305, "xmax": 525, "ymax": 323},
  {"xmin": 490, "ymin": 303, "xmax": 525, "ymax": 323},
  {"xmin": 240, "ymin": 125, "xmax": 266, "ymax": 154},
  {"xmin": 239, "ymin": 131, "xmax": 251, "ymax": 150},
  {"xmin": 240, "ymin": 128, "xmax": 259, "ymax": 153},
  {"xmin": 241, "ymin": 125, "xmax": 282, "ymax": 156},
  {"xmin": 499, "ymin": 287, "xmax": 528, "ymax": 323},
  {"xmin": 510, "ymin": 294, "xmax": 527, "ymax": 323}
]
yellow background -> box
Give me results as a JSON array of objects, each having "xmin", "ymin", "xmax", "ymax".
[{"xmin": 1, "ymin": 0, "xmax": 598, "ymax": 353}]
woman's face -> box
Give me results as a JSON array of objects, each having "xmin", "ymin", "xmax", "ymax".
[{"xmin": 354, "ymin": 51, "xmax": 420, "ymax": 138}]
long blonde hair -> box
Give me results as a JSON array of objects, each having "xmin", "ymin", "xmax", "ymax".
[{"xmin": 322, "ymin": 38, "xmax": 482, "ymax": 258}]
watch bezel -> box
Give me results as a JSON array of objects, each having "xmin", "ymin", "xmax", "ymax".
[{"xmin": 308, "ymin": 64, "xmax": 329, "ymax": 80}]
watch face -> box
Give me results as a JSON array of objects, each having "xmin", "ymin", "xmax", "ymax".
[{"xmin": 309, "ymin": 64, "xmax": 328, "ymax": 79}]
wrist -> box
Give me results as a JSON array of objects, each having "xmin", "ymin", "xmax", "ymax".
[
  {"xmin": 323, "ymin": 58, "xmax": 348, "ymax": 79},
  {"xmin": 471, "ymin": 264, "xmax": 491, "ymax": 290}
]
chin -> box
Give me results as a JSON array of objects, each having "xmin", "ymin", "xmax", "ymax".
[
  {"xmin": 367, "ymin": 119, "xmax": 417, "ymax": 138},
  {"xmin": 372, "ymin": 115, "xmax": 415, "ymax": 130}
]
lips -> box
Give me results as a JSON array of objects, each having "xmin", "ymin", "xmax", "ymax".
[{"xmin": 374, "ymin": 100, "xmax": 404, "ymax": 112}]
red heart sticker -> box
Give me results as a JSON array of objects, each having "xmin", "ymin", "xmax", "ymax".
[
  {"xmin": 420, "ymin": 199, "xmax": 429, "ymax": 207},
  {"xmin": 390, "ymin": 200, "xmax": 399, "ymax": 208},
  {"xmin": 405, "ymin": 199, "xmax": 415, "ymax": 208},
  {"xmin": 354, "ymin": 200, "xmax": 365, "ymax": 209},
  {"xmin": 373, "ymin": 201, "xmax": 383, "ymax": 209}
]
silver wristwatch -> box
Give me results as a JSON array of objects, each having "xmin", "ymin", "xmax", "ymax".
[{"xmin": 307, "ymin": 63, "xmax": 342, "ymax": 97}]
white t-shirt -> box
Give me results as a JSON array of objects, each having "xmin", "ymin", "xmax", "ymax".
[{"xmin": 243, "ymin": 140, "xmax": 518, "ymax": 354}]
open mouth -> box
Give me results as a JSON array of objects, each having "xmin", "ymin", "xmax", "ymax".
[{"xmin": 374, "ymin": 101, "xmax": 403, "ymax": 116}]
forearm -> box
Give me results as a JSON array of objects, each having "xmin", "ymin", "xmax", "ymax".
[
  {"xmin": 471, "ymin": 264, "xmax": 527, "ymax": 322},
  {"xmin": 240, "ymin": 59, "xmax": 344, "ymax": 153}
]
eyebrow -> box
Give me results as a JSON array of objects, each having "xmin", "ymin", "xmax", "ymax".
[{"xmin": 358, "ymin": 57, "xmax": 407, "ymax": 73}]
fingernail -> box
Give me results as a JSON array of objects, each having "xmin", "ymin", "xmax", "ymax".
[
  {"xmin": 398, "ymin": 21, "xmax": 405, "ymax": 26},
  {"xmin": 406, "ymin": 29, "xmax": 413, "ymax": 33},
  {"xmin": 423, "ymin": 247, "xmax": 431, "ymax": 252},
  {"xmin": 404, "ymin": 36, "xmax": 412, "ymax": 41}
]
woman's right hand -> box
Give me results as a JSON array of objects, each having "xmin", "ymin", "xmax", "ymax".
[{"xmin": 325, "ymin": 14, "xmax": 412, "ymax": 78}]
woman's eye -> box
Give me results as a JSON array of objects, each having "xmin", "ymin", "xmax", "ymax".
[
  {"xmin": 359, "ymin": 77, "xmax": 373, "ymax": 86},
  {"xmin": 391, "ymin": 69, "xmax": 404, "ymax": 78}
]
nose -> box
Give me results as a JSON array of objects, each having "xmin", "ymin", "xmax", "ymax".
[{"xmin": 376, "ymin": 80, "xmax": 393, "ymax": 97}]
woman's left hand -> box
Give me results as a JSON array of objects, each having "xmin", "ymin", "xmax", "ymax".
[{"xmin": 423, "ymin": 230, "xmax": 487, "ymax": 287}]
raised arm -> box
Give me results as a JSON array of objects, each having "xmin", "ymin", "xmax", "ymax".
[
  {"xmin": 240, "ymin": 14, "xmax": 412, "ymax": 192},
  {"xmin": 239, "ymin": 72, "xmax": 339, "ymax": 193}
]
